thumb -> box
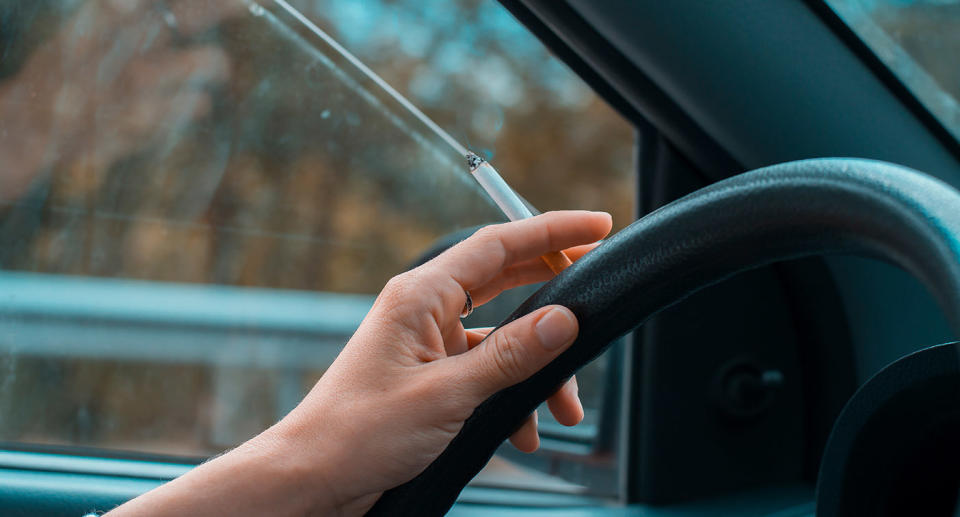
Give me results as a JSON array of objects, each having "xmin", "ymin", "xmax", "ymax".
[{"xmin": 457, "ymin": 305, "xmax": 578, "ymax": 401}]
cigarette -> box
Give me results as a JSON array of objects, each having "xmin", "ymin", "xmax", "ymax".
[{"xmin": 466, "ymin": 152, "xmax": 574, "ymax": 275}]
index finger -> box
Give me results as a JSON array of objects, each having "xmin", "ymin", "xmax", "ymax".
[{"xmin": 434, "ymin": 211, "xmax": 612, "ymax": 290}]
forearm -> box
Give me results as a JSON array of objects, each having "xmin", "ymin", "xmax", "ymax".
[{"xmin": 105, "ymin": 431, "xmax": 336, "ymax": 517}]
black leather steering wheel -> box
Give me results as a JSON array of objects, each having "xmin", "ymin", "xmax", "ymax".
[{"xmin": 368, "ymin": 158, "xmax": 960, "ymax": 516}]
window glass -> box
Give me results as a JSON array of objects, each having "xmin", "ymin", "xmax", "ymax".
[
  {"xmin": 824, "ymin": 0, "xmax": 960, "ymax": 141},
  {"xmin": 0, "ymin": 0, "xmax": 632, "ymax": 497}
]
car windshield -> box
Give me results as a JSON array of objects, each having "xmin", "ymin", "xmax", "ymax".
[
  {"xmin": 824, "ymin": 0, "xmax": 960, "ymax": 142},
  {"xmin": 0, "ymin": 0, "xmax": 632, "ymax": 498}
]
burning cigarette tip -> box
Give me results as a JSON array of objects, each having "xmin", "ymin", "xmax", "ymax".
[{"xmin": 465, "ymin": 151, "xmax": 485, "ymax": 171}]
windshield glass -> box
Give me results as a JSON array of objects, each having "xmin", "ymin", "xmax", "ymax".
[
  {"xmin": 824, "ymin": 0, "xmax": 960, "ymax": 142},
  {"xmin": 0, "ymin": 0, "xmax": 632, "ymax": 499}
]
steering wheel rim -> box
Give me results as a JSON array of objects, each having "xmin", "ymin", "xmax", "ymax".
[{"xmin": 368, "ymin": 158, "xmax": 960, "ymax": 516}]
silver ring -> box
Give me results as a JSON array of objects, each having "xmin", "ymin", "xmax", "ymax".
[{"xmin": 460, "ymin": 290, "xmax": 474, "ymax": 319}]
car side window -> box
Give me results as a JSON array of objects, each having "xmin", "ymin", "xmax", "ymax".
[{"xmin": 0, "ymin": 0, "xmax": 632, "ymax": 495}]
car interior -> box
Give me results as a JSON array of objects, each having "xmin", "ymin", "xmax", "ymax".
[{"xmin": 2, "ymin": 0, "xmax": 960, "ymax": 515}]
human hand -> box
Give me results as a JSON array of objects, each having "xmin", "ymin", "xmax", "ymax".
[
  {"xmin": 268, "ymin": 210, "xmax": 612, "ymax": 514},
  {"xmin": 0, "ymin": 0, "xmax": 242, "ymax": 201},
  {"xmin": 106, "ymin": 210, "xmax": 612, "ymax": 517}
]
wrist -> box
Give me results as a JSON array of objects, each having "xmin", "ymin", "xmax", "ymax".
[
  {"xmin": 256, "ymin": 419, "xmax": 361, "ymax": 515},
  {"xmin": 263, "ymin": 409, "xmax": 381, "ymax": 516},
  {"xmin": 240, "ymin": 427, "xmax": 338, "ymax": 516}
]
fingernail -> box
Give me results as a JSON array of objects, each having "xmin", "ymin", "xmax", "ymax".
[
  {"xmin": 535, "ymin": 307, "xmax": 577, "ymax": 350},
  {"xmin": 568, "ymin": 379, "xmax": 584, "ymax": 419}
]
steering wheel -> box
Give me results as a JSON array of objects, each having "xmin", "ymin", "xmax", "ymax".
[{"xmin": 368, "ymin": 158, "xmax": 960, "ymax": 516}]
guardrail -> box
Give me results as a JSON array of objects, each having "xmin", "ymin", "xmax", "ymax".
[
  {"xmin": 0, "ymin": 271, "xmax": 376, "ymax": 445},
  {"xmin": 0, "ymin": 271, "xmax": 375, "ymax": 365}
]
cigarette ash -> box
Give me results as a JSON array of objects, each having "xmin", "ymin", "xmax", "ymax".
[{"xmin": 465, "ymin": 152, "xmax": 486, "ymax": 171}]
